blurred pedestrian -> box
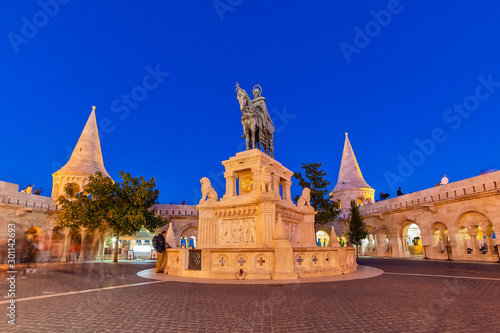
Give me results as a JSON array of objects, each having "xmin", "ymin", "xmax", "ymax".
[{"xmin": 70, "ymin": 243, "xmax": 80, "ymax": 263}]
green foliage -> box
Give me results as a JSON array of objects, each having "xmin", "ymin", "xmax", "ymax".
[
  {"xmin": 293, "ymin": 162, "xmax": 339, "ymax": 225},
  {"xmin": 346, "ymin": 200, "xmax": 368, "ymax": 256},
  {"xmin": 57, "ymin": 171, "xmax": 165, "ymax": 237}
]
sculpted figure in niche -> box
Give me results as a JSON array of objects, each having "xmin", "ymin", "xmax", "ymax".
[
  {"xmin": 260, "ymin": 166, "xmax": 272, "ymax": 192},
  {"xmin": 296, "ymin": 187, "xmax": 311, "ymax": 207},
  {"xmin": 200, "ymin": 177, "xmax": 218, "ymax": 201}
]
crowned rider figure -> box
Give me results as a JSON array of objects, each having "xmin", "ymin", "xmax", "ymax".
[{"xmin": 236, "ymin": 83, "xmax": 275, "ymax": 158}]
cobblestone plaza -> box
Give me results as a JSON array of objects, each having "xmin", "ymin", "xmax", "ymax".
[{"xmin": 1, "ymin": 258, "xmax": 499, "ymax": 332}]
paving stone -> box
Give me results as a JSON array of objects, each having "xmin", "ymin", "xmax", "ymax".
[{"xmin": 1, "ymin": 259, "xmax": 499, "ymax": 332}]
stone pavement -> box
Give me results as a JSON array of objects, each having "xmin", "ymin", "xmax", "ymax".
[{"xmin": 1, "ymin": 258, "xmax": 499, "ymax": 332}]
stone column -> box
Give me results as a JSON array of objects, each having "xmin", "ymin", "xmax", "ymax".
[
  {"xmin": 449, "ymin": 232, "xmax": 464, "ymax": 260},
  {"xmin": 376, "ymin": 233, "xmax": 386, "ymax": 257},
  {"xmin": 420, "ymin": 232, "xmax": 433, "ymax": 259},
  {"xmin": 271, "ymin": 174, "xmax": 280, "ymax": 198},
  {"xmin": 469, "ymin": 231, "xmax": 479, "ymax": 254},
  {"xmin": 283, "ymin": 181, "xmax": 292, "ymax": 202},
  {"xmin": 79, "ymin": 228, "xmax": 86, "ymax": 262},
  {"xmin": 224, "ymin": 172, "xmax": 236, "ymax": 198},
  {"xmin": 485, "ymin": 232, "xmax": 494, "ymax": 254},
  {"xmin": 391, "ymin": 234, "xmax": 403, "ymax": 257},
  {"xmin": 61, "ymin": 228, "xmax": 71, "ymax": 262}
]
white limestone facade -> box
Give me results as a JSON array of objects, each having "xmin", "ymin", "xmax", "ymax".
[{"xmin": 328, "ymin": 134, "xmax": 500, "ymax": 262}]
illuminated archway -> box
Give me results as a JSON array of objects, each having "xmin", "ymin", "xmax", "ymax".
[
  {"xmin": 401, "ymin": 222, "xmax": 422, "ymax": 257},
  {"xmin": 25, "ymin": 226, "xmax": 44, "ymax": 242},
  {"xmin": 316, "ymin": 230, "xmax": 330, "ymax": 247}
]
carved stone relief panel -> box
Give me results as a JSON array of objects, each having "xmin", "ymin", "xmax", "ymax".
[
  {"xmin": 218, "ymin": 218, "xmax": 257, "ymax": 245},
  {"xmin": 283, "ymin": 221, "xmax": 300, "ymax": 243}
]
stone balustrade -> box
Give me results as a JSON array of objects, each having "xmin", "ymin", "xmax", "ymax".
[
  {"xmin": 153, "ymin": 204, "xmax": 199, "ymax": 217},
  {"xmin": 360, "ymin": 171, "xmax": 500, "ymax": 216},
  {"xmin": 0, "ymin": 191, "xmax": 55, "ymax": 211}
]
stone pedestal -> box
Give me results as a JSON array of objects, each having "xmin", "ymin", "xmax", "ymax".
[{"xmin": 167, "ymin": 149, "xmax": 357, "ymax": 279}]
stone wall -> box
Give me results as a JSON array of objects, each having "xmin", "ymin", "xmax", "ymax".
[{"xmin": 333, "ymin": 171, "xmax": 500, "ymax": 261}]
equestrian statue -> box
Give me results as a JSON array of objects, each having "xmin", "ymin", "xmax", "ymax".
[{"xmin": 236, "ymin": 83, "xmax": 275, "ymax": 158}]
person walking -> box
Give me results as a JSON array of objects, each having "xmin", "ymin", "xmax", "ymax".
[{"xmin": 154, "ymin": 230, "xmax": 167, "ymax": 273}]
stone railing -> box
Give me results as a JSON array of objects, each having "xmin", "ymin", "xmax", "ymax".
[
  {"xmin": 0, "ymin": 191, "xmax": 55, "ymax": 210},
  {"xmin": 360, "ymin": 171, "xmax": 500, "ymax": 216},
  {"xmin": 153, "ymin": 204, "xmax": 199, "ymax": 217}
]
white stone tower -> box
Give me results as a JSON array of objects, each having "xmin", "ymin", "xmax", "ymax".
[
  {"xmin": 330, "ymin": 133, "xmax": 375, "ymax": 219},
  {"xmin": 51, "ymin": 106, "xmax": 110, "ymax": 199}
]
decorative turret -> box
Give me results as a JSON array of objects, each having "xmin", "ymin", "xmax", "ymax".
[
  {"xmin": 330, "ymin": 133, "xmax": 375, "ymax": 218},
  {"xmin": 51, "ymin": 106, "xmax": 110, "ymax": 199}
]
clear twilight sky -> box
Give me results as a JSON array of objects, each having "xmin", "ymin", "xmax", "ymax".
[{"xmin": 2, "ymin": 1, "xmax": 500, "ymax": 204}]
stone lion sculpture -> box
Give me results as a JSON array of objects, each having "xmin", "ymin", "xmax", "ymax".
[
  {"xmin": 200, "ymin": 177, "xmax": 218, "ymax": 201},
  {"xmin": 260, "ymin": 166, "xmax": 272, "ymax": 192},
  {"xmin": 296, "ymin": 187, "xmax": 311, "ymax": 207}
]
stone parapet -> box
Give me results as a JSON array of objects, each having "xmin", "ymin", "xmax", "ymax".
[
  {"xmin": 0, "ymin": 186, "xmax": 55, "ymax": 211},
  {"xmin": 361, "ymin": 171, "xmax": 500, "ymax": 216},
  {"xmin": 154, "ymin": 204, "xmax": 199, "ymax": 217}
]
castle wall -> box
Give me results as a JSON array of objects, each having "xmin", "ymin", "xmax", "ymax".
[{"xmin": 333, "ymin": 171, "xmax": 500, "ymax": 261}]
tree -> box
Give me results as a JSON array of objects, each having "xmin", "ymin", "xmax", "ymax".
[
  {"xmin": 346, "ymin": 200, "xmax": 368, "ymax": 257},
  {"xmin": 293, "ymin": 162, "xmax": 339, "ymax": 225},
  {"xmin": 57, "ymin": 171, "xmax": 165, "ymax": 262}
]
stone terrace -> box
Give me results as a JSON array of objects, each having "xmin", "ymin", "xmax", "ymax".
[{"xmin": 361, "ymin": 171, "xmax": 500, "ymax": 216}]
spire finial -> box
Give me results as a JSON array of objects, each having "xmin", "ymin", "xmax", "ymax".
[
  {"xmin": 345, "ymin": 132, "xmax": 348, "ymax": 136},
  {"xmin": 92, "ymin": 105, "xmax": 96, "ymax": 112}
]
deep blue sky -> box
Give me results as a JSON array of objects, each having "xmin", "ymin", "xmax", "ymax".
[{"xmin": 2, "ymin": 1, "xmax": 500, "ymax": 204}]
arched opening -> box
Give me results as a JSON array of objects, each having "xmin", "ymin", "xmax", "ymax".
[
  {"xmin": 180, "ymin": 236, "xmax": 187, "ymax": 248},
  {"xmin": 380, "ymin": 229, "xmax": 392, "ymax": 254},
  {"xmin": 402, "ymin": 222, "xmax": 422, "ymax": 257},
  {"xmin": 336, "ymin": 199, "xmax": 342, "ymax": 210},
  {"xmin": 25, "ymin": 227, "xmax": 44, "ymax": 243},
  {"xmin": 458, "ymin": 212, "xmax": 494, "ymax": 257},
  {"xmin": 181, "ymin": 227, "xmax": 198, "ymax": 248},
  {"xmin": 361, "ymin": 226, "xmax": 377, "ymax": 255},
  {"xmin": 51, "ymin": 227, "xmax": 64, "ymax": 262},
  {"xmin": 316, "ymin": 230, "xmax": 330, "ymax": 247},
  {"xmin": 338, "ymin": 233, "xmax": 347, "ymax": 247},
  {"xmin": 356, "ymin": 197, "xmax": 364, "ymax": 207},
  {"xmin": 366, "ymin": 197, "xmax": 373, "ymax": 204},
  {"xmin": 188, "ymin": 236, "xmax": 196, "ymax": 248},
  {"xmin": 69, "ymin": 230, "xmax": 82, "ymax": 262},
  {"xmin": 431, "ymin": 222, "xmax": 449, "ymax": 256},
  {"xmin": 67, "ymin": 182, "xmax": 80, "ymax": 197}
]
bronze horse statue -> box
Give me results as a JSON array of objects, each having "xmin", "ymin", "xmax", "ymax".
[{"xmin": 236, "ymin": 85, "xmax": 274, "ymax": 157}]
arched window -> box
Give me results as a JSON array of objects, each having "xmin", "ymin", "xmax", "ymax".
[{"xmin": 356, "ymin": 198, "xmax": 364, "ymax": 207}]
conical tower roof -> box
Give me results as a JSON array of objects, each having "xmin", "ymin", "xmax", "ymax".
[
  {"xmin": 332, "ymin": 133, "xmax": 372, "ymax": 192},
  {"xmin": 54, "ymin": 106, "xmax": 109, "ymax": 177}
]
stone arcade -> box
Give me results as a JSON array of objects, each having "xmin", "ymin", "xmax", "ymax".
[{"xmin": 328, "ymin": 133, "xmax": 500, "ymax": 262}]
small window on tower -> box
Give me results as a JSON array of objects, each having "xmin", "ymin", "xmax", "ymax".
[{"xmin": 80, "ymin": 148, "xmax": 82, "ymax": 151}]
